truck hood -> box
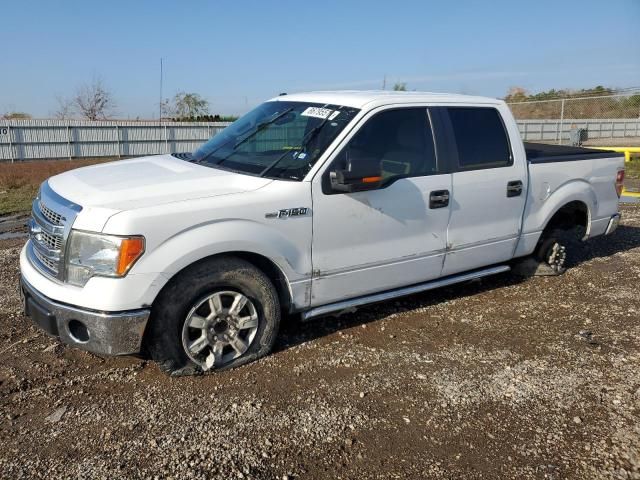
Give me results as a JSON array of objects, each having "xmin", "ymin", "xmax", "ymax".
[{"xmin": 48, "ymin": 154, "xmax": 273, "ymax": 211}]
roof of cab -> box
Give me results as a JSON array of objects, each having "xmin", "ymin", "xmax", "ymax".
[{"xmin": 268, "ymin": 90, "xmax": 503, "ymax": 109}]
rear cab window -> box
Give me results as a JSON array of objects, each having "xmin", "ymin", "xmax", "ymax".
[{"xmin": 446, "ymin": 107, "xmax": 513, "ymax": 170}]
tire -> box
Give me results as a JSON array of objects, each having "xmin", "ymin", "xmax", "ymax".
[
  {"xmin": 145, "ymin": 256, "xmax": 280, "ymax": 376},
  {"xmin": 535, "ymin": 229, "xmax": 569, "ymax": 275}
]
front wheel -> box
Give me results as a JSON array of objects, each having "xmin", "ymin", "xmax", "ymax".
[{"xmin": 145, "ymin": 256, "xmax": 280, "ymax": 375}]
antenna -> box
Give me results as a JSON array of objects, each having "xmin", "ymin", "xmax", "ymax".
[{"xmin": 159, "ymin": 58, "xmax": 163, "ymax": 120}]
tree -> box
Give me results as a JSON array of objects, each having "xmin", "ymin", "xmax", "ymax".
[
  {"xmin": 167, "ymin": 92, "xmax": 210, "ymax": 119},
  {"xmin": 74, "ymin": 78, "xmax": 116, "ymax": 120},
  {"xmin": 2, "ymin": 112, "xmax": 31, "ymax": 120},
  {"xmin": 54, "ymin": 95, "xmax": 75, "ymax": 120},
  {"xmin": 393, "ymin": 82, "xmax": 407, "ymax": 91},
  {"xmin": 505, "ymin": 86, "xmax": 529, "ymax": 102},
  {"xmin": 159, "ymin": 98, "xmax": 174, "ymax": 119}
]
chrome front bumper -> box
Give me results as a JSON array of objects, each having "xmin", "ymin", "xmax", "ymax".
[{"xmin": 20, "ymin": 276, "xmax": 150, "ymax": 356}]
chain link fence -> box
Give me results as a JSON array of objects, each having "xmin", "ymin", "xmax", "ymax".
[{"xmin": 507, "ymin": 90, "xmax": 640, "ymax": 146}]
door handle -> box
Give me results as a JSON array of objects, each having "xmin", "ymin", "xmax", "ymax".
[
  {"xmin": 429, "ymin": 190, "xmax": 450, "ymax": 209},
  {"xmin": 507, "ymin": 180, "xmax": 523, "ymax": 197}
]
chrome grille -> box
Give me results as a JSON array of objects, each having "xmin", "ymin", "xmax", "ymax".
[
  {"xmin": 27, "ymin": 182, "xmax": 81, "ymax": 281},
  {"xmin": 40, "ymin": 201, "xmax": 65, "ymax": 226},
  {"xmin": 33, "ymin": 246, "xmax": 59, "ymax": 274},
  {"xmin": 41, "ymin": 231, "xmax": 63, "ymax": 251}
]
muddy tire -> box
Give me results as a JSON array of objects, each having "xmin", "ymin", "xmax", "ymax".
[{"xmin": 145, "ymin": 256, "xmax": 280, "ymax": 376}]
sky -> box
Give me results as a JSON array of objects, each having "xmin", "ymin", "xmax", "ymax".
[{"xmin": 1, "ymin": 0, "xmax": 639, "ymax": 119}]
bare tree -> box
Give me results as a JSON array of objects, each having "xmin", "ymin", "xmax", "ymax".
[
  {"xmin": 159, "ymin": 98, "xmax": 175, "ymax": 119},
  {"xmin": 54, "ymin": 95, "xmax": 75, "ymax": 120},
  {"xmin": 74, "ymin": 78, "xmax": 116, "ymax": 120}
]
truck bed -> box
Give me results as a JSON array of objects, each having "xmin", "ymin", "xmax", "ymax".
[{"xmin": 524, "ymin": 142, "xmax": 624, "ymax": 164}]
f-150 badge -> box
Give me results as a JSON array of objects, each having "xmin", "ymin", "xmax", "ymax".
[{"xmin": 265, "ymin": 207, "xmax": 309, "ymax": 219}]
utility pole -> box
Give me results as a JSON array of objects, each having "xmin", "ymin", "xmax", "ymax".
[
  {"xmin": 159, "ymin": 58, "xmax": 163, "ymax": 120},
  {"xmin": 382, "ymin": 74, "xmax": 386, "ymax": 90}
]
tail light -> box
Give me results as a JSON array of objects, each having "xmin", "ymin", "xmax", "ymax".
[{"xmin": 615, "ymin": 169, "xmax": 625, "ymax": 198}]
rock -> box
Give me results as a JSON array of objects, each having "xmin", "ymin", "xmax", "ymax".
[
  {"xmin": 573, "ymin": 416, "xmax": 582, "ymax": 424},
  {"xmin": 359, "ymin": 392, "xmax": 365, "ymax": 398},
  {"xmin": 45, "ymin": 406, "xmax": 67, "ymax": 423}
]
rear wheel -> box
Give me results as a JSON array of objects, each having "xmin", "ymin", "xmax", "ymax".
[
  {"xmin": 535, "ymin": 229, "xmax": 569, "ymax": 275},
  {"xmin": 145, "ymin": 256, "xmax": 280, "ymax": 375}
]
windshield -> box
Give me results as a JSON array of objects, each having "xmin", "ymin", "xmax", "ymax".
[{"xmin": 188, "ymin": 101, "xmax": 360, "ymax": 180}]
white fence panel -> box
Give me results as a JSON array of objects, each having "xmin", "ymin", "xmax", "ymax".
[{"xmin": 1, "ymin": 118, "xmax": 639, "ymax": 161}]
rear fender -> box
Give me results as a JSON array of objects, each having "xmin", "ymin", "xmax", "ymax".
[{"xmin": 516, "ymin": 180, "xmax": 595, "ymax": 257}]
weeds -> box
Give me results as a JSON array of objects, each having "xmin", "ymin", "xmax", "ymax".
[{"xmin": 0, "ymin": 158, "xmax": 116, "ymax": 215}]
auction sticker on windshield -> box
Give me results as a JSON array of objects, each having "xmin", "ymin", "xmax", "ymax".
[{"xmin": 301, "ymin": 107, "xmax": 340, "ymax": 120}]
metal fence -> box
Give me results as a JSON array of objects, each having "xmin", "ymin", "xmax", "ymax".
[
  {"xmin": 515, "ymin": 118, "xmax": 640, "ymax": 144},
  {"xmin": 3, "ymin": 93, "xmax": 640, "ymax": 161},
  {"xmin": 508, "ymin": 90, "xmax": 640, "ymax": 145},
  {"xmin": 0, "ymin": 120, "xmax": 231, "ymax": 162}
]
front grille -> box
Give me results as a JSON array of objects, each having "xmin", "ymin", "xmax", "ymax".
[
  {"xmin": 26, "ymin": 182, "xmax": 81, "ymax": 281},
  {"xmin": 41, "ymin": 231, "xmax": 63, "ymax": 251},
  {"xmin": 40, "ymin": 201, "xmax": 65, "ymax": 226},
  {"xmin": 33, "ymin": 246, "xmax": 59, "ymax": 274}
]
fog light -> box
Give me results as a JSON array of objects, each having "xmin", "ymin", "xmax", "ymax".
[{"xmin": 68, "ymin": 319, "xmax": 90, "ymax": 343}]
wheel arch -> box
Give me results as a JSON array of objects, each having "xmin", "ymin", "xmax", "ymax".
[
  {"xmin": 541, "ymin": 199, "xmax": 590, "ymax": 238},
  {"xmin": 152, "ymin": 251, "xmax": 294, "ymax": 314}
]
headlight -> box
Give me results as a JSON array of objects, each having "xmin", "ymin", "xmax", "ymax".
[{"xmin": 65, "ymin": 231, "xmax": 145, "ymax": 287}]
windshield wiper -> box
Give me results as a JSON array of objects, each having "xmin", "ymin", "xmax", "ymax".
[
  {"xmin": 259, "ymin": 109, "xmax": 336, "ymax": 179},
  {"xmin": 233, "ymin": 107, "xmax": 294, "ymax": 149}
]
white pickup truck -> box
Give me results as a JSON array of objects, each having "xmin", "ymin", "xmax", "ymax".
[{"xmin": 20, "ymin": 91, "xmax": 625, "ymax": 374}]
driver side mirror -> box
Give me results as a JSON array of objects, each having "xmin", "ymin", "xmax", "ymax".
[{"xmin": 329, "ymin": 152, "xmax": 382, "ymax": 193}]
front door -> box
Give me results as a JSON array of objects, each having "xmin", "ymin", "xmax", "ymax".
[{"xmin": 310, "ymin": 107, "xmax": 452, "ymax": 307}]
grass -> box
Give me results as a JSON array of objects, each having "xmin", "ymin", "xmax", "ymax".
[
  {"xmin": 0, "ymin": 158, "xmax": 117, "ymax": 215},
  {"xmin": 625, "ymin": 160, "xmax": 640, "ymax": 179}
]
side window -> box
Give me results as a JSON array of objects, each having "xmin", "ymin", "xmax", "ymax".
[
  {"xmin": 332, "ymin": 108, "xmax": 438, "ymax": 183},
  {"xmin": 447, "ymin": 107, "xmax": 512, "ymax": 170}
]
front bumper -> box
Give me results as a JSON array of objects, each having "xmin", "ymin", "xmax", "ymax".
[{"xmin": 20, "ymin": 276, "xmax": 150, "ymax": 356}]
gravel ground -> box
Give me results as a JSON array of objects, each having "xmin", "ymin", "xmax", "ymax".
[{"xmin": 1, "ymin": 205, "xmax": 639, "ymax": 479}]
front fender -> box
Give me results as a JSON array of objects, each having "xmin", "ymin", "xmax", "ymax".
[
  {"xmin": 137, "ymin": 218, "xmax": 310, "ymax": 280},
  {"xmin": 117, "ymin": 217, "xmax": 312, "ymax": 310}
]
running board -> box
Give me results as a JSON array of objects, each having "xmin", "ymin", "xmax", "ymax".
[{"xmin": 301, "ymin": 265, "xmax": 511, "ymax": 321}]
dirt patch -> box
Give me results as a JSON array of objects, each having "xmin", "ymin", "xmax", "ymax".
[
  {"xmin": 1, "ymin": 206, "xmax": 639, "ymax": 479},
  {"xmin": 0, "ymin": 158, "xmax": 119, "ymax": 215}
]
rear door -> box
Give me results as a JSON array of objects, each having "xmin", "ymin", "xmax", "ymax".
[
  {"xmin": 441, "ymin": 106, "xmax": 527, "ymax": 276},
  {"xmin": 310, "ymin": 106, "xmax": 452, "ymax": 306}
]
